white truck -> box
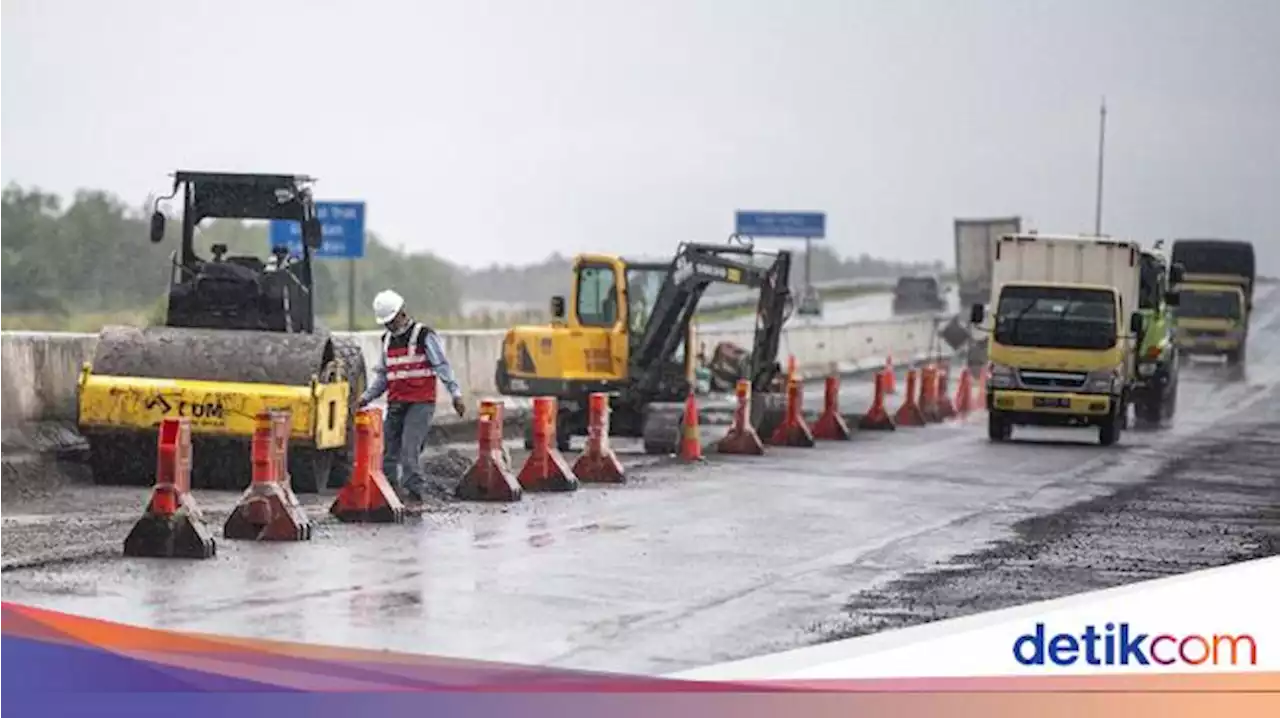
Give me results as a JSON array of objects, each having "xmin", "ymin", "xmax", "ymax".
[
  {"xmin": 955, "ymin": 216, "xmax": 1022, "ymax": 368},
  {"xmin": 969, "ymin": 232, "xmax": 1145, "ymax": 446}
]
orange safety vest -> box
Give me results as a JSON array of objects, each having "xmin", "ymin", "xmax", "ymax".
[{"xmin": 383, "ymin": 322, "xmax": 438, "ymax": 404}]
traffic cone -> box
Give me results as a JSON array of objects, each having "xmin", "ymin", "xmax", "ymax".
[
  {"xmin": 224, "ymin": 411, "xmax": 312, "ymax": 541},
  {"xmin": 954, "ymin": 369, "xmax": 974, "ymax": 418},
  {"xmin": 919, "ymin": 366, "xmax": 942, "ymax": 423},
  {"xmin": 767, "ymin": 377, "xmax": 816, "ymax": 446},
  {"xmin": 517, "ymin": 397, "xmax": 579, "ymax": 491},
  {"xmin": 893, "ymin": 369, "xmax": 928, "ymax": 427},
  {"xmin": 936, "ymin": 368, "xmax": 957, "ymax": 420},
  {"xmin": 718, "ymin": 379, "xmax": 766, "ymax": 455},
  {"xmin": 858, "ymin": 371, "xmax": 896, "ymax": 430},
  {"xmin": 883, "ymin": 353, "xmax": 897, "ymax": 394},
  {"xmin": 812, "ymin": 373, "xmax": 852, "ymax": 440},
  {"xmin": 331, "ymin": 408, "xmax": 407, "ymax": 521},
  {"xmin": 573, "ymin": 392, "xmax": 626, "ymax": 482},
  {"xmin": 123, "ymin": 417, "xmax": 216, "ymax": 559},
  {"xmin": 680, "ymin": 388, "xmax": 705, "ymax": 461}
]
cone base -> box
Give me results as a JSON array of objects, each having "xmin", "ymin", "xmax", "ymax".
[
  {"xmin": 224, "ymin": 487, "xmax": 312, "ymax": 541},
  {"xmin": 894, "ymin": 403, "xmax": 928, "ymax": 427},
  {"xmin": 123, "ymin": 510, "xmax": 217, "ymax": 559},
  {"xmin": 517, "ymin": 447, "xmax": 580, "ymax": 492},
  {"xmin": 573, "ymin": 450, "xmax": 626, "ymax": 483},
  {"xmin": 858, "ymin": 410, "xmax": 897, "ymax": 431},
  {"xmin": 811, "ymin": 411, "xmax": 852, "ymax": 440},
  {"xmin": 456, "ymin": 452, "xmax": 523, "ymax": 501},
  {"xmin": 717, "ymin": 426, "xmax": 766, "ymax": 455},
  {"xmin": 768, "ymin": 421, "xmax": 817, "ymax": 447}
]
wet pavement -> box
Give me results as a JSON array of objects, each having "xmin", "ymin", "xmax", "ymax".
[{"xmin": 2, "ymin": 287, "xmax": 1277, "ymax": 676}]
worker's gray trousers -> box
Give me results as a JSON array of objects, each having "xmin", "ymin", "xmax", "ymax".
[{"xmin": 383, "ymin": 401, "xmax": 435, "ymax": 499}]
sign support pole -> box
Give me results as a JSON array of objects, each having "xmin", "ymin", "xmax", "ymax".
[{"xmin": 347, "ymin": 258, "xmax": 356, "ymax": 331}]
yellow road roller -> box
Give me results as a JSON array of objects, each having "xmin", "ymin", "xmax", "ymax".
[{"xmin": 76, "ymin": 171, "xmax": 367, "ymax": 493}]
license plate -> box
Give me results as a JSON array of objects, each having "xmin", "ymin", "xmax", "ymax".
[{"xmin": 1033, "ymin": 396, "xmax": 1070, "ymax": 408}]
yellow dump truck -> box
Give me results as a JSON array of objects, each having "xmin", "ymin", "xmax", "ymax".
[
  {"xmin": 1171, "ymin": 282, "xmax": 1248, "ymax": 363},
  {"xmin": 971, "ymin": 233, "xmax": 1145, "ymax": 446}
]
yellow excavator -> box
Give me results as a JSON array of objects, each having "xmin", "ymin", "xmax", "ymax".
[
  {"xmin": 495, "ymin": 239, "xmax": 794, "ymax": 453},
  {"xmin": 75, "ymin": 171, "xmax": 366, "ymax": 493}
]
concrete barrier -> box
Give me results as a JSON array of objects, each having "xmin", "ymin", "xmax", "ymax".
[{"xmin": 1, "ymin": 315, "xmax": 946, "ymax": 427}]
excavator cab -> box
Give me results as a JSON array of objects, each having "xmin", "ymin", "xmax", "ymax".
[{"xmin": 496, "ymin": 240, "xmax": 793, "ymax": 453}]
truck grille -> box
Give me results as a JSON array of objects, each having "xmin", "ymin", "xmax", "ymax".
[{"xmin": 1017, "ymin": 370, "xmax": 1087, "ymax": 390}]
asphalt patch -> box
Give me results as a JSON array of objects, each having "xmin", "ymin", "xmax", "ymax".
[{"xmin": 817, "ymin": 420, "xmax": 1280, "ymax": 642}]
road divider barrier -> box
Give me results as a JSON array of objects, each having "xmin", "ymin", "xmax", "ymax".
[
  {"xmin": 223, "ymin": 410, "xmax": 313, "ymax": 541},
  {"xmin": 517, "ymin": 397, "xmax": 579, "ymax": 492},
  {"xmin": 811, "ymin": 371, "xmax": 852, "ymax": 441},
  {"xmin": 717, "ymin": 380, "xmax": 766, "ymax": 455},
  {"xmin": 858, "ymin": 371, "xmax": 896, "ymax": 431},
  {"xmin": 573, "ymin": 393, "xmax": 626, "ymax": 483},
  {"xmin": 893, "ymin": 369, "xmax": 928, "ymax": 427},
  {"xmin": 123, "ymin": 416, "xmax": 217, "ymax": 559},
  {"xmin": 330, "ymin": 408, "xmax": 406, "ymax": 523},
  {"xmin": 883, "ymin": 353, "xmax": 897, "ymax": 395}
]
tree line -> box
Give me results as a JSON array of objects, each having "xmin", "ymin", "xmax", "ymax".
[{"xmin": 2, "ymin": 183, "xmax": 947, "ymax": 330}]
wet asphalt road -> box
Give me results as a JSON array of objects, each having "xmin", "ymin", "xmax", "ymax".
[{"xmin": 2, "ymin": 286, "xmax": 1277, "ymax": 676}]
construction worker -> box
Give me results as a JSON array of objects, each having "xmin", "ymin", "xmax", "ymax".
[{"xmin": 358, "ymin": 289, "xmax": 466, "ymax": 504}]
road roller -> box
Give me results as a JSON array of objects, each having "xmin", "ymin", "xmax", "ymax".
[{"xmin": 75, "ymin": 171, "xmax": 367, "ymax": 493}]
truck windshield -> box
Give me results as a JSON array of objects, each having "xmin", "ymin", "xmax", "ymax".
[
  {"xmin": 1139, "ymin": 255, "xmax": 1163, "ymax": 309},
  {"xmin": 1178, "ymin": 290, "xmax": 1241, "ymax": 320},
  {"xmin": 994, "ymin": 286, "xmax": 1117, "ymax": 351}
]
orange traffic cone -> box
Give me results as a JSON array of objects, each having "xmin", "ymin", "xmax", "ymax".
[
  {"xmin": 858, "ymin": 371, "xmax": 896, "ymax": 430},
  {"xmin": 954, "ymin": 369, "xmax": 974, "ymax": 418},
  {"xmin": 680, "ymin": 388, "xmax": 704, "ymax": 461},
  {"xmin": 893, "ymin": 369, "xmax": 928, "ymax": 427},
  {"xmin": 883, "ymin": 353, "xmax": 897, "ymax": 394}
]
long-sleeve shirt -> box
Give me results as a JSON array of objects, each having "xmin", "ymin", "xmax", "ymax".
[{"xmin": 360, "ymin": 326, "xmax": 463, "ymax": 405}]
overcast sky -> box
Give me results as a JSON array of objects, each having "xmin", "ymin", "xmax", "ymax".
[{"xmin": 4, "ymin": 0, "xmax": 1277, "ymax": 271}]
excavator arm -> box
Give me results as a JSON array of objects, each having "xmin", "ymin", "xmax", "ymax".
[{"xmin": 629, "ymin": 241, "xmax": 792, "ymax": 400}]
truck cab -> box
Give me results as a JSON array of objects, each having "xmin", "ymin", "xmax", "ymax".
[
  {"xmin": 1172, "ymin": 282, "xmax": 1248, "ymax": 363},
  {"xmin": 972, "ymin": 233, "xmax": 1143, "ymax": 446},
  {"xmin": 1130, "ymin": 247, "xmax": 1183, "ymax": 425}
]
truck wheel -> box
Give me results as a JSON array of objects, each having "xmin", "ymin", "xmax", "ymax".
[
  {"xmin": 1136, "ymin": 393, "xmax": 1163, "ymax": 428},
  {"xmin": 987, "ymin": 413, "xmax": 1012, "ymax": 442},
  {"xmin": 1098, "ymin": 411, "xmax": 1121, "ymax": 446}
]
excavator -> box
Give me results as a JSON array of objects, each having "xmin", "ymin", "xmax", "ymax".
[
  {"xmin": 494, "ymin": 238, "xmax": 794, "ymax": 454},
  {"xmin": 75, "ymin": 171, "xmax": 367, "ymax": 493}
]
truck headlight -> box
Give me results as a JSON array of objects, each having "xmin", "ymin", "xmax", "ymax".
[
  {"xmin": 1138, "ymin": 363, "xmax": 1157, "ymax": 377},
  {"xmin": 1084, "ymin": 370, "xmax": 1115, "ymax": 393},
  {"xmin": 988, "ymin": 363, "xmax": 1016, "ymax": 388}
]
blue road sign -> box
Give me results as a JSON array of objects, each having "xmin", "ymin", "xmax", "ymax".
[
  {"xmin": 269, "ymin": 201, "xmax": 366, "ymax": 259},
  {"xmin": 734, "ymin": 211, "xmax": 825, "ymax": 239}
]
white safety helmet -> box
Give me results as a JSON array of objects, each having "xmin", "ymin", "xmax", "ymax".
[{"xmin": 373, "ymin": 289, "xmax": 406, "ymax": 325}]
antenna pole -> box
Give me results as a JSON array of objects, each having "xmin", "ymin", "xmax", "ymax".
[{"xmin": 1093, "ymin": 97, "xmax": 1107, "ymax": 236}]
